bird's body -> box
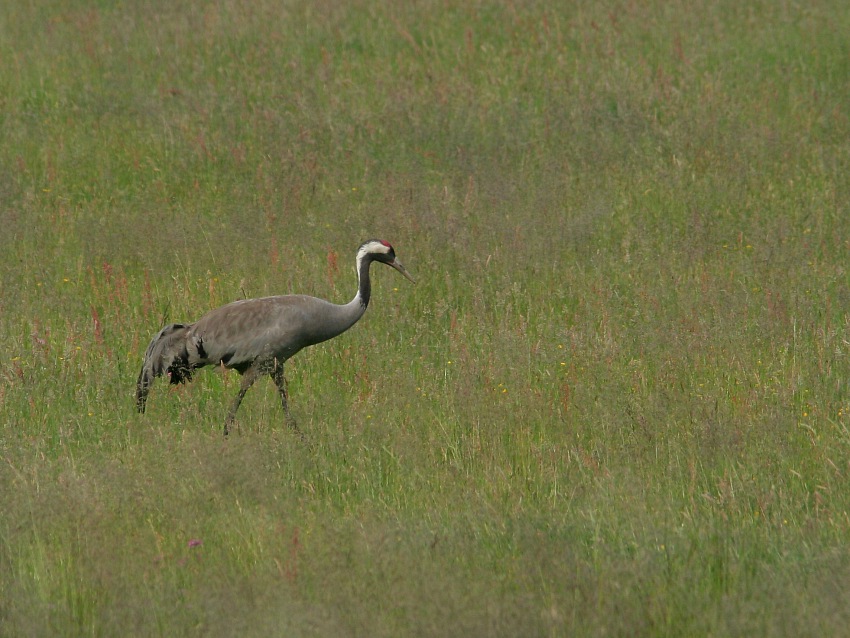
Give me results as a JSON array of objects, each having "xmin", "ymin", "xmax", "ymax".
[
  {"xmin": 136, "ymin": 240, "xmax": 414, "ymax": 434},
  {"xmin": 172, "ymin": 294, "xmax": 364, "ymax": 374}
]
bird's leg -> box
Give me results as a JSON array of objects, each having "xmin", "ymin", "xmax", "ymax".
[
  {"xmin": 271, "ymin": 359, "xmax": 302, "ymax": 437},
  {"xmin": 224, "ymin": 365, "xmax": 261, "ymax": 436}
]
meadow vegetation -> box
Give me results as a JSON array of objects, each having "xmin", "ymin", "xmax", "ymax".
[{"xmin": 1, "ymin": 0, "xmax": 850, "ymax": 635}]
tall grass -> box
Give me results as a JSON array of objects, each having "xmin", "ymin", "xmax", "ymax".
[{"xmin": 2, "ymin": 0, "xmax": 850, "ymax": 635}]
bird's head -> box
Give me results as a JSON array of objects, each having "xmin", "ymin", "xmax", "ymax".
[{"xmin": 358, "ymin": 239, "xmax": 415, "ymax": 284}]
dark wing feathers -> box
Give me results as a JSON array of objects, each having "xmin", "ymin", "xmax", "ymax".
[{"xmin": 135, "ymin": 323, "xmax": 191, "ymax": 412}]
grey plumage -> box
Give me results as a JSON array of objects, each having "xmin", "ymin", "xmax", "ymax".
[{"xmin": 136, "ymin": 239, "xmax": 414, "ymax": 435}]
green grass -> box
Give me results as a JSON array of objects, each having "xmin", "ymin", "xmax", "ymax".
[{"xmin": 2, "ymin": 0, "xmax": 850, "ymax": 635}]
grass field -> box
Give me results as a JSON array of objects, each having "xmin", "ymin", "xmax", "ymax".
[{"xmin": 2, "ymin": 0, "xmax": 850, "ymax": 635}]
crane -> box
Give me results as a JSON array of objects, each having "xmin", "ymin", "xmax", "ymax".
[{"xmin": 135, "ymin": 239, "xmax": 414, "ymax": 435}]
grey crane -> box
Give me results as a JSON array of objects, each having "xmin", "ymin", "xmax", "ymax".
[{"xmin": 135, "ymin": 239, "xmax": 414, "ymax": 435}]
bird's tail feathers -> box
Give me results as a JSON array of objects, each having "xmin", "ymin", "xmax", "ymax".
[{"xmin": 136, "ymin": 323, "xmax": 193, "ymax": 412}]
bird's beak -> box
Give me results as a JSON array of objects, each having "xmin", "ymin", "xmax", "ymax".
[{"xmin": 389, "ymin": 258, "xmax": 416, "ymax": 284}]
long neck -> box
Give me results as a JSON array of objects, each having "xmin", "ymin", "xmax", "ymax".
[
  {"xmin": 355, "ymin": 251, "xmax": 374, "ymax": 309},
  {"xmin": 319, "ymin": 252, "xmax": 373, "ymax": 340},
  {"xmin": 296, "ymin": 251, "xmax": 378, "ymax": 348}
]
